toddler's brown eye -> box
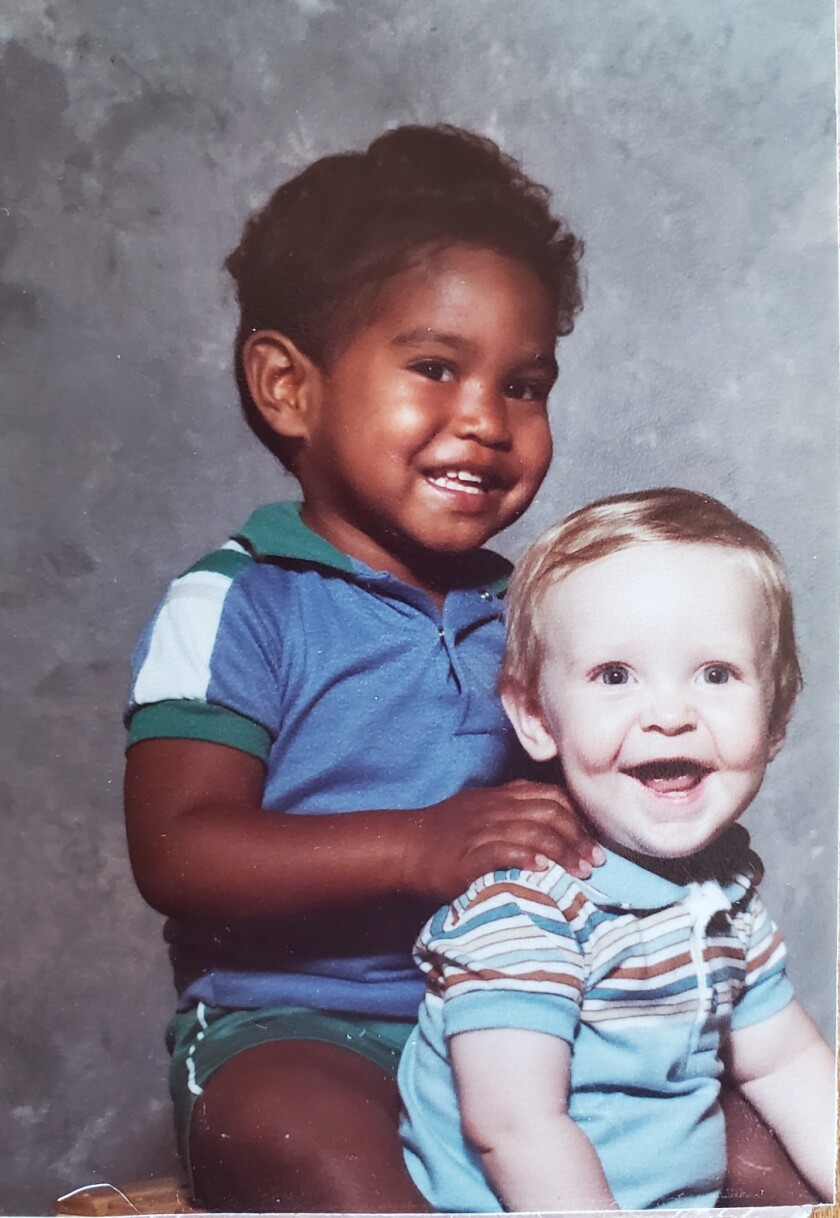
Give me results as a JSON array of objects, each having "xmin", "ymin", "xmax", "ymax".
[
  {"xmin": 504, "ymin": 378, "xmax": 549, "ymax": 403},
  {"xmin": 412, "ymin": 360, "xmax": 453, "ymax": 382}
]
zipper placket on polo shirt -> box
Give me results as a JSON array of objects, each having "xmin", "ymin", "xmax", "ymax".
[
  {"xmin": 436, "ymin": 622, "xmax": 466, "ymax": 694},
  {"xmin": 437, "ymin": 590, "xmax": 496, "ymax": 694},
  {"xmin": 684, "ymin": 881, "xmax": 731, "ymax": 1054}
]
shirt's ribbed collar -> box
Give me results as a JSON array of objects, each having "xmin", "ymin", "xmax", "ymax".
[
  {"xmin": 577, "ymin": 825, "xmax": 761, "ymax": 911},
  {"xmin": 232, "ymin": 500, "xmax": 512, "ymax": 595}
]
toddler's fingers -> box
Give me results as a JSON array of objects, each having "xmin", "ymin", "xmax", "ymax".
[
  {"xmin": 488, "ymin": 797, "xmax": 603, "ymax": 869},
  {"xmin": 522, "ymin": 802, "xmax": 601, "ymax": 860},
  {"xmin": 472, "ymin": 822, "xmax": 595, "ymax": 879},
  {"xmin": 542, "ymin": 800, "xmax": 605, "ymax": 866},
  {"xmin": 467, "ymin": 840, "xmax": 556, "ymax": 877},
  {"xmin": 528, "ymin": 820, "xmax": 601, "ymax": 877},
  {"xmin": 476, "ymin": 843, "xmax": 592, "ymax": 879},
  {"xmin": 555, "ymin": 826, "xmax": 605, "ymax": 867}
]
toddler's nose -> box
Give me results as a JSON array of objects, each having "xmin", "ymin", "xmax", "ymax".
[{"xmin": 455, "ymin": 384, "xmax": 511, "ymax": 448}]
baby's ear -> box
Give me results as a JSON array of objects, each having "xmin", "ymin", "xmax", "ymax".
[
  {"xmin": 242, "ymin": 330, "xmax": 322, "ymax": 441},
  {"xmin": 500, "ymin": 681, "xmax": 559, "ymax": 762},
  {"xmin": 767, "ymin": 727, "xmax": 786, "ymax": 763}
]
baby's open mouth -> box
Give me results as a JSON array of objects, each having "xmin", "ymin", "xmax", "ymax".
[{"xmin": 622, "ymin": 759, "xmax": 712, "ymax": 794}]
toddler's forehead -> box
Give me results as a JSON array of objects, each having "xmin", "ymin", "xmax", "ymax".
[{"xmin": 372, "ymin": 242, "xmax": 552, "ymax": 314}]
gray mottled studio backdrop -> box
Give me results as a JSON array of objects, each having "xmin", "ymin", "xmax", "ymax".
[{"xmin": 1, "ymin": 1, "xmax": 837, "ymax": 1213}]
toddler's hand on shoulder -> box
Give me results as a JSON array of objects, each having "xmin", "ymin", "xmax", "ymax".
[{"xmin": 402, "ymin": 781, "xmax": 604, "ymax": 903}]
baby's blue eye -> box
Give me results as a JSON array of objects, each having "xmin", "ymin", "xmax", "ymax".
[
  {"xmin": 599, "ymin": 665, "xmax": 630, "ymax": 685},
  {"xmin": 702, "ymin": 665, "xmax": 731, "ymax": 685}
]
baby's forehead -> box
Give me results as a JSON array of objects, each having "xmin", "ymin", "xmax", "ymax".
[{"xmin": 535, "ymin": 540, "xmax": 769, "ymax": 633}]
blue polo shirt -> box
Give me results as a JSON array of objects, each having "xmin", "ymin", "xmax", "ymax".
[{"xmin": 125, "ymin": 501, "xmax": 525, "ymax": 1015}]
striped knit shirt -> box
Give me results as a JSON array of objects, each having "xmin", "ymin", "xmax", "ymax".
[{"xmin": 398, "ymin": 829, "xmax": 794, "ymax": 1211}]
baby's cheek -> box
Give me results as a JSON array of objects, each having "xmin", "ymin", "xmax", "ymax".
[
  {"xmin": 555, "ymin": 697, "xmax": 629, "ymax": 773},
  {"xmin": 715, "ymin": 706, "xmax": 772, "ymax": 767},
  {"xmin": 574, "ymin": 738, "xmax": 624, "ymax": 775}
]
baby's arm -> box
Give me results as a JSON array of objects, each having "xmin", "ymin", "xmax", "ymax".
[
  {"xmin": 725, "ymin": 1000, "xmax": 835, "ymax": 1202},
  {"xmin": 125, "ymin": 738, "xmax": 599, "ymax": 921},
  {"xmin": 451, "ymin": 1028, "xmax": 618, "ymax": 1211}
]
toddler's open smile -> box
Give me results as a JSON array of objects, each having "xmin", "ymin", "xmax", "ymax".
[
  {"xmin": 291, "ymin": 245, "xmax": 556, "ymax": 590},
  {"xmin": 425, "ymin": 467, "xmax": 500, "ymax": 496}
]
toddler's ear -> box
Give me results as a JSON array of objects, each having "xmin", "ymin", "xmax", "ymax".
[
  {"xmin": 500, "ymin": 682, "xmax": 559, "ymax": 762},
  {"xmin": 242, "ymin": 330, "xmax": 322, "ymax": 441}
]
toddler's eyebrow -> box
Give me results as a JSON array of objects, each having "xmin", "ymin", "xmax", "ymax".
[
  {"xmin": 392, "ymin": 329, "xmax": 477, "ymax": 351},
  {"xmin": 392, "ymin": 330, "xmax": 558, "ymax": 375}
]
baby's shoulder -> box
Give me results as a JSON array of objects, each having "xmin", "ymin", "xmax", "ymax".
[{"xmin": 449, "ymin": 864, "xmax": 595, "ymax": 930}]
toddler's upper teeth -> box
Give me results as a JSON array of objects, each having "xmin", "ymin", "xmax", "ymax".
[{"xmin": 428, "ymin": 469, "xmax": 489, "ymax": 494}]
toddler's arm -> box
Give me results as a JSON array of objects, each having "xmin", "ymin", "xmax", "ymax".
[
  {"xmin": 450, "ymin": 1028, "xmax": 618, "ymax": 1211},
  {"xmin": 725, "ymin": 1000, "xmax": 835, "ymax": 1201},
  {"xmin": 124, "ymin": 739, "xmax": 600, "ymax": 921}
]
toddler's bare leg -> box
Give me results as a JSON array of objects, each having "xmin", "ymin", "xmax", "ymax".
[
  {"xmin": 189, "ymin": 1039, "xmax": 430, "ymax": 1212},
  {"xmin": 720, "ymin": 1083, "xmax": 819, "ymax": 1206}
]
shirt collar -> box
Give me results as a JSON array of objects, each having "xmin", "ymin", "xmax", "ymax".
[
  {"xmin": 233, "ymin": 501, "xmax": 355, "ymax": 571},
  {"xmin": 577, "ymin": 825, "xmax": 761, "ymax": 911},
  {"xmin": 232, "ymin": 500, "xmax": 512, "ymax": 595}
]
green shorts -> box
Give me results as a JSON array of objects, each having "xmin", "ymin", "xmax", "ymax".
[{"xmin": 166, "ymin": 1003, "xmax": 416, "ymax": 1184}]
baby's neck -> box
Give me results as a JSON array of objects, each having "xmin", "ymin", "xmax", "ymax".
[{"xmin": 604, "ymin": 828, "xmax": 748, "ymax": 886}]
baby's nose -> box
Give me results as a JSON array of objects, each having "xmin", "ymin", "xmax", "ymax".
[{"xmin": 639, "ymin": 690, "xmax": 698, "ymax": 735}]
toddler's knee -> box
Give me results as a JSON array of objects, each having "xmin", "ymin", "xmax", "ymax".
[{"xmin": 188, "ymin": 1040, "xmax": 405, "ymax": 1210}]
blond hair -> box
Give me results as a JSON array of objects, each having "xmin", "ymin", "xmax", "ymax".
[{"xmin": 502, "ymin": 488, "xmax": 802, "ymax": 740}]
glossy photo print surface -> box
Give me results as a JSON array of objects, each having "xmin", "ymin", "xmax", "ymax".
[{"xmin": 1, "ymin": 2, "xmax": 837, "ymax": 1215}]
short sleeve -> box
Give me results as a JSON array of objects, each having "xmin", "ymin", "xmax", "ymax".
[
  {"xmin": 124, "ymin": 545, "xmax": 283, "ymax": 762},
  {"xmin": 730, "ymin": 891, "xmax": 795, "ymax": 1030},
  {"xmin": 415, "ymin": 868, "xmax": 586, "ymax": 1044}
]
